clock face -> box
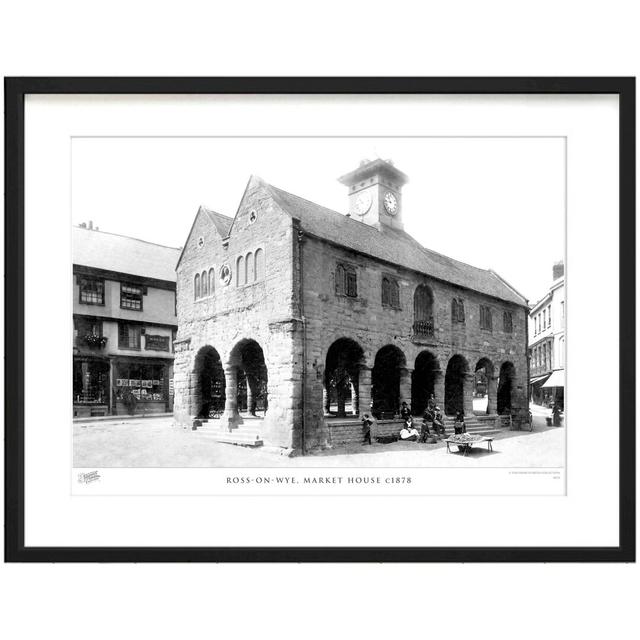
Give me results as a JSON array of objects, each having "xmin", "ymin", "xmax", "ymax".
[
  {"xmin": 383, "ymin": 192, "xmax": 398, "ymax": 216},
  {"xmin": 353, "ymin": 190, "xmax": 372, "ymax": 216}
]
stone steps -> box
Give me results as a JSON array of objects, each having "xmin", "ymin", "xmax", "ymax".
[{"xmin": 195, "ymin": 422, "xmax": 264, "ymax": 447}]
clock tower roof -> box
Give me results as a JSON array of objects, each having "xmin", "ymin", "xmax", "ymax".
[{"xmin": 337, "ymin": 158, "xmax": 409, "ymax": 188}]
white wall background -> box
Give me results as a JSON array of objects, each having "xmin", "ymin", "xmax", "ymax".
[{"xmin": 1, "ymin": 2, "xmax": 638, "ymax": 640}]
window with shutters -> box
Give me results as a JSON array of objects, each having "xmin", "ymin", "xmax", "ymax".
[
  {"xmin": 381, "ymin": 275, "xmax": 400, "ymax": 308},
  {"xmin": 452, "ymin": 297, "xmax": 465, "ymax": 323},
  {"xmin": 480, "ymin": 305, "xmax": 492, "ymax": 331},
  {"xmin": 335, "ymin": 263, "xmax": 357, "ymax": 298}
]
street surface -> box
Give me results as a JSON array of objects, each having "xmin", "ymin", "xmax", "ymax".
[{"xmin": 74, "ymin": 407, "xmax": 565, "ymax": 468}]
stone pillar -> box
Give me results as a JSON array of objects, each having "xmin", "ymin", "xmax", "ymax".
[
  {"xmin": 220, "ymin": 365, "xmax": 241, "ymax": 430},
  {"xmin": 350, "ymin": 379, "xmax": 359, "ymax": 416},
  {"xmin": 463, "ymin": 373, "xmax": 475, "ymax": 416},
  {"xmin": 433, "ymin": 370, "xmax": 445, "ymax": 412},
  {"xmin": 399, "ymin": 367, "xmax": 413, "ymax": 410},
  {"xmin": 358, "ymin": 366, "xmax": 372, "ymax": 417},
  {"xmin": 246, "ymin": 374, "xmax": 256, "ymax": 415},
  {"xmin": 322, "ymin": 386, "xmax": 331, "ymax": 416},
  {"xmin": 487, "ymin": 375, "xmax": 499, "ymax": 415}
]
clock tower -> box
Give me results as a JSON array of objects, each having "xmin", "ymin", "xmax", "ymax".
[{"xmin": 338, "ymin": 158, "xmax": 409, "ymax": 231}]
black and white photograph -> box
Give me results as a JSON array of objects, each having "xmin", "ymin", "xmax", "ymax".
[{"xmin": 71, "ymin": 136, "xmax": 566, "ymax": 474}]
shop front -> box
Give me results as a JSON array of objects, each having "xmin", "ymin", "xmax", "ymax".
[
  {"xmin": 73, "ymin": 356, "xmax": 111, "ymax": 417},
  {"xmin": 114, "ymin": 357, "xmax": 173, "ymax": 416}
]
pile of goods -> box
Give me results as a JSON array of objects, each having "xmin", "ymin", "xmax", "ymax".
[{"xmin": 446, "ymin": 433, "xmax": 483, "ymax": 443}]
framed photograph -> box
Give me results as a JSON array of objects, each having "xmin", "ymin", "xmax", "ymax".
[{"xmin": 5, "ymin": 77, "xmax": 635, "ymax": 562}]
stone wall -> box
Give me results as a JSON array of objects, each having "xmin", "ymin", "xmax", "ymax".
[
  {"xmin": 300, "ymin": 235, "xmax": 529, "ymax": 448},
  {"xmin": 173, "ymin": 179, "xmax": 303, "ymax": 448}
]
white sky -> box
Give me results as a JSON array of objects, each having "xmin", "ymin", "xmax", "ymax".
[{"xmin": 71, "ymin": 137, "xmax": 565, "ymax": 303}]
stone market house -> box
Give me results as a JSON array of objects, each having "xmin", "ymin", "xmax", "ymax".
[
  {"xmin": 73, "ymin": 223, "xmax": 181, "ymax": 417},
  {"xmin": 173, "ymin": 159, "xmax": 529, "ymax": 451}
]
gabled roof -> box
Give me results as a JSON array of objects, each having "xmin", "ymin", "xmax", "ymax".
[
  {"xmin": 73, "ymin": 226, "xmax": 181, "ymax": 282},
  {"xmin": 175, "ymin": 205, "xmax": 233, "ymax": 269},
  {"xmin": 202, "ymin": 206, "xmax": 233, "ymax": 238},
  {"xmin": 263, "ymin": 180, "xmax": 528, "ymax": 307}
]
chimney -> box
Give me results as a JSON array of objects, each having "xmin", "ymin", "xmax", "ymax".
[{"xmin": 552, "ymin": 261, "xmax": 564, "ymax": 280}]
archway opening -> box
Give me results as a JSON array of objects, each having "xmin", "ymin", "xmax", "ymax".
[
  {"xmin": 194, "ymin": 346, "xmax": 226, "ymax": 419},
  {"xmin": 497, "ymin": 361, "xmax": 516, "ymax": 415},
  {"xmin": 372, "ymin": 345, "xmax": 406, "ymax": 419},
  {"xmin": 474, "ymin": 357, "xmax": 495, "ymax": 415},
  {"xmin": 229, "ymin": 339, "xmax": 268, "ymax": 416},
  {"xmin": 412, "ymin": 350, "xmax": 439, "ymax": 416},
  {"xmin": 324, "ymin": 338, "xmax": 365, "ymax": 417},
  {"xmin": 445, "ymin": 354, "xmax": 469, "ymax": 416}
]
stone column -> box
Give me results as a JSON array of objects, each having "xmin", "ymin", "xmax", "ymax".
[
  {"xmin": 487, "ymin": 375, "xmax": 499, "ymax": 415},
  {"xmin": 399, "ymin": 367, "xmax": 413, "ymax": 411},
  {"xmin": 463, "ymin": 373, "xmax": 475, "ymax": 416},
  {"xmin": 358, "ymin": 366, "xmax": 372, "ymax": 417},
  {"xmin": 246, "ymin": 374, "xmax": 256, "ymax": 415},
  {"xmin": 221, "ymin": 365, "xmax": 241, "ymax": 430},
  {"xmin": 433, "ymin": 370, "xmax": 445, "ymax": 413},
  {"xmin": 350, "ymin": 377, "xmax": 359, "ymax": 416},
  {"xmin": 322, "ymin": 386, "xmax": 331, "ymax": 416}
]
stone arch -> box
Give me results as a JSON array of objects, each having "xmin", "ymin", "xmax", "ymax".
[
  {"xmin": 413, "ymin": 284, "xmax": 435, "ymax": 337},
  {"xmin": 497, "ymin": 361, "xmax": 516, "ymax": 415},
  {"xmin": 445, "ymin": 354, "xmax": 469, "ymax": 416},
  {"xmin": 193, "ymin": 345, "xmax": 225, "ymax": 418},
  {"xmin": 412, "ymin": 350, "xmax": 440, "ymax": 416},
  {"xmin": 372, "ymin": 344, "xmax": 407, "ymax": 419},
  {"xmin": 228, "ymin": 338, "xmax": 269, "ymax": 417},
  {"xmin": 474, "ymin": 357, "xmax": 495, "ymax": 415},
  {"xmin": 324, "ymin": 337, "xmax": 366, "ymax": 417}
]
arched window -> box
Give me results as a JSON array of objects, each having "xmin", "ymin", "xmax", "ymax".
[
  {"xmin": 201, "ymin": 270, "xmax": 208, "ymax": 297},
  {"xmin": 236, "ymin": 255, "xmax": 245, "ymax": 287},
  {"xmin": 255, "ymin": 248, "xmax": 264, "ymax": 281},
  {"xmin": 209, "ymin": 268, "xmax": 215, "ymax": 295},
  {"xmin": 335, "ymin": 264, "xmax": 345, "ymax": 295},
  {"xmin": 245, "ymin": 252, "xmax": 254, "ymax": 283},
  {"xmin": 381, "ymin": 277, "xmax": 390, "ymax": 305},
  {"xmin": 503, "ymin": 310, "xmax": 513, "ymax": 333},
  {"xmin": 413, "ymin": 285, "xmax": 434, "ymax": 336},
  {"xmin": 194, "ymin": 273, "xmax": 200, "ymax": 300}
]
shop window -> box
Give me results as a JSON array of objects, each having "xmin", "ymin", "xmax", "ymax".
[
  {"xmin": 78, "ymin": 276, "xmax": 104, "ymax": 305},
  {"xmin": 115, "ymin": 362, "xmax": 168, "ymax": 405},
  {"xmin": 145, "ymin": 334, "xmax": 170, "ymax": 351},
  {"xmin": 118, "ymin": 323, "xmax": 141, "ymax": 350},
  {"xmin": 120, "ymin": 283, "xmax": 144, "ymax": 310},
  {"xmin": 479, "ymin": 305, "xmax": 492, "ymax": 331},
  {"xmin": 381, "ymin": 276, "xmax": 400, "ymax": 308},
  {"xmin": 452, "ymin": 297, "xmax": 465, "ymax": 323},
  {"xmin": 503, "ymin": 310, "xmax": 513, "ymax": 333},
  {"xmin": 335, "ymin": 263, "xmax": 357, "ymax": 298}
]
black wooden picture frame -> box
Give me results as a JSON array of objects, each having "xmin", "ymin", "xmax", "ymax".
[{"xmin": 4, "ymin": 77, "xmax": 635, "ymax": 562}]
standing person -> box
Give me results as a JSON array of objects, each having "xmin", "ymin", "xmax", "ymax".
[
  {"xmin": 361, "ymin": 413, "xmax": 377, "ymax": 445},
  {"xmin": 419, "ymin": 415, "xmax": 431, "ymax": 443},
  {"xmin": 552, "ymin": 403, "xmax": 562, "ymax": 427},
  {"xmin": 400, "ymin": 401, "xmax": 411, "ymax": 422},
  {"xmin": 427, "ymin": 393, "xmax": 437, "ymax": 413},
  {"xmin": 454, "ymin": 411, "xmax": 466, "ymax": 435},
  {"xmin": 433, "ymin": 406, "xmax": 445, "ymax": 436}
]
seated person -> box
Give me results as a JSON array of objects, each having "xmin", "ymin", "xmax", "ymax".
[
  {"xmin": 400, "ymin": 417, "xmax": 420, "ymax": 441},
  {"xmin": 453, "ymin": 411, "xmax": 466, "ymax": 435},
  {"xmin": 419, "ymin": 417, "xmax": 431, "ymax": 443},
  {"xmin": 432, "ymin": 407, "xmax": 445, "ymax": 436},
  {"xmin": 400, "ymin": 401, "xmax": 412, "ymax": 421}
]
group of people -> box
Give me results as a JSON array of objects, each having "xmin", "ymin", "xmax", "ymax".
[{"xmin": 360, "ymin": 394, "xmax": 467, "ymax": 445}]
